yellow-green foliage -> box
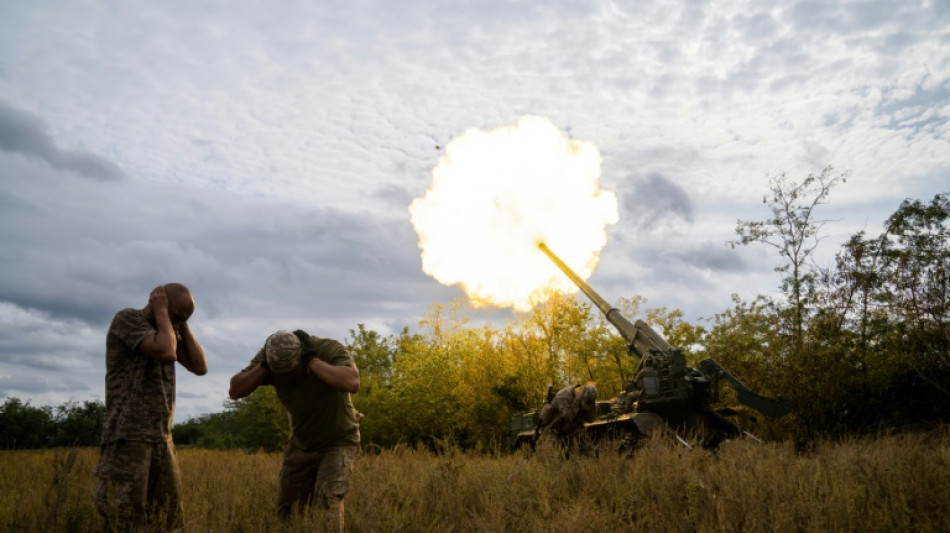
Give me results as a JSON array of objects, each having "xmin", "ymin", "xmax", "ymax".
[{"xmin": 2, "ymin": 429, "xmax": 949, "ymax": 532}]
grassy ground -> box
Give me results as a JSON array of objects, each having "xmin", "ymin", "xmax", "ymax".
[{"xmin": 1, "ymin": 429, "xmax": 948, "ymax": 532}]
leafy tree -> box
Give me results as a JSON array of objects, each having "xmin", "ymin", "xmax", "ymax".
[
  {"xmin": 346, "ymin": 323, "xmax": 400, "ymax": 446},
  {"xmin": 453, "ymin": 326, "xmax": 515, "ymax": 449},
  {"xmin": 876, "ymin": 193, "xmax": 950, "ymax": 394},
  {"xmin": 496, "ymin": 324, "xmax": 552, "ymax": 410},
  {"xmin": 702, "ymin": 296, "xmax": 789, "ymax": 437},
  {"xmin": 818, "ymin": 231, "xmax": 902, "ymax": 431},
  {"xmin": 368, "ymin": 302, "xmax": 513, "ymax": 450},
  {"xmin": 0, "ymin": 398, "xmax": 105, "ymax": 449},
  {"xmin": 51, "ymin": 400, "xmax": 105, "ymax": 447},
  {"xmin": 350, "ymin": 327, "xmax": 422, "ymax": 447},
  {"xmin": 347, "ymin": 323, "xmax": 396, "ymax": 385},
  {"xmin": 813, "ymin": 192, "xmax": 950, "ymax": 429},
  {"xmin": 703, "ymin": 296, "xmax": 782, "ymax": 380},
  {"xmin": 172, "ymin": 417, "xmax": 205, "ymax": 445},
  {"xmin": 377, "ymin": 331, "xmax": 464, "ymax": 447},
  {"xmin": 172, "ymin": 410, "xmax": 239, "ymax": 449},
  {"xmin": 490, "ymin": 373, "xmax": 532, "ymax": 412},
  {"xmin": 732, "ymin": 166, "xmax": 848, "ymax": 353},
  {"xmin": 0, "ymin": 397, "xmax": 54, "ymax": 449},
  {"xmin": 726, "ymin": 167, "xmax": 853, "ymax": 440},
  {"xmin": 494, "ymin": 327, "xmax": 552, "ymax": 411},
  {"xmin": 518, "ymin": 291, "xmax": 596, "ymax": 386},
  {"xmin": 726, "ymin": 175, "xmax": 950, "ymax": 438},
  {"xmin": 644, "ymin": 306, "xmax": 706, "ymax": 363},
  {"xmin": 227, "ymin": 386, "xmax": 289, "ymax": 451}
]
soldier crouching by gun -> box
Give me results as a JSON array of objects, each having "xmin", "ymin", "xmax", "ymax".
[{"xmin": 533, "ymin": 383, "xmax": 598, "ymax": 456}]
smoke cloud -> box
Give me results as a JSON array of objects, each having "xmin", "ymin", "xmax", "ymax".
[{"xmin": 409, "ymin": 115, "xmax": 618, "ymax": 311}]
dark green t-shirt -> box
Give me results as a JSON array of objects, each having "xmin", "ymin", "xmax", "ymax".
[{"xmin": 246, "ymin": 336, "xmax": 360, "ymax": 451}]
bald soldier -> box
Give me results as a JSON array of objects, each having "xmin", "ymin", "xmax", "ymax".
[
  {"xmin": 230, "ymin": 329, "xmax": 360, "ymax": 533},
  {"xmin": 94, "ymin": 283, "xmax": 207, "ymax": 531}
]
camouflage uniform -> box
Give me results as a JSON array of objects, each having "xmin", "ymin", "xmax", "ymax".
[
  {"xmin": 277, "ymin": 442, "xmax": 358, "ymax": 531},
  {"xmin": 539, "ymin": 384, "xmax": 598, "ymax": 436},
  {"xmin": 94, "ymin": 308, "xmax": 183, "ymax": 531},
  {"xmin": 243, "ymin": 331, "xmax": 360, "ymax": 532}
]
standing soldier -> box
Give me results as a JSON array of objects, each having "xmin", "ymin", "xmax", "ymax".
[
  {"xmin": 94, "ymin": 283, "xmax": 208, "ymax": 530},
  {"xmin": 229, "ymin": 329, "xmax": 360, "ymax": 533}
]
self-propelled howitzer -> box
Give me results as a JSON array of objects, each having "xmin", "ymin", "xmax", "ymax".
[{"xmin": 511, "ymin": 243, "xmax": 792, "ymax": 452}]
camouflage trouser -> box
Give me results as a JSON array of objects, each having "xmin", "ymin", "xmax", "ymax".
[
  {"xmin": 94, "ymin": 438, "xmax": 183, "ymax": 532},
  {"xmin": 538, "ymin": 402, "xmax": 559, "ymax": 428},
  {"xmin": 538, "ymin": 403, "xmax": 580, "ymax": 435},
  {"xmin": 537, "ymin": 404, "xmax": 582, "ymax": 455},
  {"xmin": 277, "ymin": 442, "xmax": 358, "ymax": 532}
]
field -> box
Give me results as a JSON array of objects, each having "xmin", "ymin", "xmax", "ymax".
[{"xmin": 1, "ymin": 429, "xmax": 949, "ymax": 532}]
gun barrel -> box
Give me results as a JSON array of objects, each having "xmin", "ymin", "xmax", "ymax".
[{"xmin": 539, "ymin": 242, "xmax": 647, "ymax": 360}]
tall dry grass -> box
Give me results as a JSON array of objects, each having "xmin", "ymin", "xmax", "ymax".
[{"xmin": 1, "ymin": 429, "xmax": 948, "ymax": 532}]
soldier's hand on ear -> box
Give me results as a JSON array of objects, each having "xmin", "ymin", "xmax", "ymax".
[
  {"xmin": 149, "ymin": 285, "xmax": 169, "ymax": 316},
  {"xmin": 293, "ymin": 330, "xmax": 317, "ymax": 366}
]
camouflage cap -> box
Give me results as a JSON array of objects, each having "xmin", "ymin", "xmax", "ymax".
[{"xmin": 265, "ymin": 331, "xmax": 302, "ymax": 374}]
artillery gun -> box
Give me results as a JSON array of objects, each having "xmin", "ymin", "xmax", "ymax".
[{"xmin": 509, "ymin": 243, "xmax": 792, "ymax": 453}]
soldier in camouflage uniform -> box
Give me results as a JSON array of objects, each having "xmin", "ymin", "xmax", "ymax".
[
  {"xmin": 229, "ymin": 329, "xmax": 360, "ymax": 533},
  {"xmin": 94, "ymin": 283, "xmax": 208, "ymax": 531},
  {"xmin": 534, "ymin": 383, "xmax": 598, "ymax": 450}
]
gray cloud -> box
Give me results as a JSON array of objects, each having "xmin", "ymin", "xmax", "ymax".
[
  {"xmin": 622, "ymin": 173, "xmax": 695, "ymax": 227},
  {"xmin": 667, "ymin": 244, "xmax": 749, "ymax": 274},
  {"xmin": 0, "ymin": 158, "xmax": 440, "ymax": 332},
  {"xmin": 0, "ymin": 373, "xmax": 91, "ymax": 395},
  {"xmin": 372, "ymin": 183, "xmax": 415, "ymax": 210},
  {"xmin": 587, "ymin": 238, "xmax": 772, "ymax": 327},
  {"xmin": 0, "ymin": 100, "xmax": 125, "ymax": 181},
  {"xmin": 611, "ymin": 240, "xmax": 751, "ymax": 286},
  {"xmin": 0, "ymin": 188, "xmax": 39, "ymax": 214}
]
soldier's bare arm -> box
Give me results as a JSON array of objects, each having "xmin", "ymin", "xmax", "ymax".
[
  {"xmin": 228, "ymin": 365, "xmax": 268, "ymax": 400},
  {"xmin": 308, "ymin": 359, "xmax": 360, "ymax": 394},
  {"xmin": 175, "ymin": 322, "xmax": 208, "ymax": 375},
  {"xmin": 137, "ymin": 286, "xmax": 178, "ymax": 363}
]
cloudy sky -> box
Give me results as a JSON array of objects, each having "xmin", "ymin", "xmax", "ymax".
[{"xmin": 1, "ymin": 0, "xmax": 947, "ymax": 420}]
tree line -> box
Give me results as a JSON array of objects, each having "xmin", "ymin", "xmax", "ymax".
[
  {"xmin": 0, "ymin": 398, "xmax": 105, "ymax": 449},
  {"xmin": 4, "ymin": 169, "xmax": 947, "ymax": 451}
]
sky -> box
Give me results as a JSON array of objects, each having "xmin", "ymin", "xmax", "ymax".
[{"xmin": 0, "ymin": 0, "xmax": 947, "ymax": 421}]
